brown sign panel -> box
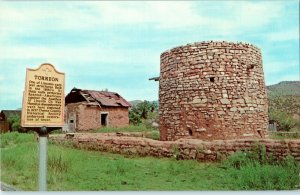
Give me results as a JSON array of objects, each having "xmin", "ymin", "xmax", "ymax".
[{"xmin": 21, "ymin": 63, "xmax": 65, "ymax": 127}]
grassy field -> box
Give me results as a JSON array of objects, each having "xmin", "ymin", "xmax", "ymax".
[
  {"xmin": 93, "ymin": 124, "xmax": 160, "ymax": 140},
  {"xmin": 1, "ymin": 132, "xmax": 299, "ymax": 191},
  {"xmin": 94, "ymin": 124, "xmax": 157, "ymax": 133}
]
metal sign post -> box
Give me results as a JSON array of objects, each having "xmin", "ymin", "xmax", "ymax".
[{"xmin": 38, "ymin": 126, "xmax": 48, "ymax": 191}]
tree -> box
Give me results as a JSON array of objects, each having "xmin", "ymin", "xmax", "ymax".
[
  {"xmin": 268, "ymin": 109, "xmax": 297, "ymax": 131},
  {"xmin": 129, "ymin": 101, "xmax": 158, "ymax": 125},
  {"xmin": 7, "ymin": 115, "xmax": 21, "ymax": 132}
]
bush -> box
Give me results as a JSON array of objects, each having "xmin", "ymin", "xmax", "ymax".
[
  {"xmin": 221, "ymin": 145, "xmax": 300, "ymax": 190},
  {"xmin": 229, "ymin": 163, "xmax": 299, "ymax": 190},
  {"xmin": 129, "ymin": 111, "xmax": 142, "ymax": 125},
  {"xmin": 146, "ymin": 131, "xmax": 160, "ymax": 140},
  {"xmin": 269, "ymin": 109, "xmax": 298, "ymax": 131},
  {"xmin": 222, "ymin": 144, "xmax": 276, "ymax": 168},
  {"xmin": 7, "ymin": 115, "xmax": 27, "ymax": 133},
  {"xmin": 129, "ymin": 101, "xmax": 158, "ymax": 125}
]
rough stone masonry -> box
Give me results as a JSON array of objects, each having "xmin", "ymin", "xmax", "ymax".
[
  {"xmin": 159, "ymin": 41, "xmax": 269, "ymax": 141},
  {"xmin": 50, "ymin": 133, "xmax": 300, "ymax": 162}
]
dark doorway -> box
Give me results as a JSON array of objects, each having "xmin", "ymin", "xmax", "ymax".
[
  {"xmin": 68, "ymin": 112, "xmax": 76, "ymax": 132},
  {"xmin": 101, "ymin": 113, "xmax": 108, "ymax": 127},
  {"xmin": 188, "ymin": 128, "xmax": 193, "ymax": 136}
]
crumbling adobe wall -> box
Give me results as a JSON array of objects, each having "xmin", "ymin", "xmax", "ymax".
[
  {"xmin": 65, "ymin": 103, "xmax": 129, "ymax": 131},
  {"xmin": 101, "ymin": 107, "xmax": 130, "ymax": 128},
  {"xmin": 66, "ymin": 103, "xmax": 100, "ymax": 131},
  {"xmin": 50, "ymin": 133, "xmax": 300, "ymax": 162},
  {"xmin": 159, "ymin": 41, "xmax": 268, "ymax": 141}
]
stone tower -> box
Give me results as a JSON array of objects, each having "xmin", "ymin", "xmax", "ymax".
[{"xmin": 159, "ymin": 41, "xmax": 269, "ymax": 141}]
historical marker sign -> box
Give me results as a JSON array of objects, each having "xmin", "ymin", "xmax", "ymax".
[{"xmin": 22, "ymin": 63, "xmax": 65, "ymax": 127}]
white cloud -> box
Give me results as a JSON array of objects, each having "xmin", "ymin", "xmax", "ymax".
[
  {"xmin": 89, "ymin": 2, "xmax": 204, "ymax": 28},
  {"xmin": 267, "ymin": 28, "xmax": 300, "ymax": 42},
  {"xmin": 88, "ymin": 1, "xmax": 286, "ymax": 34},
  {"xmin": 0, "ymin": 44, "xmax": 159, "ymax": 73},
  {"xmin": 142, "ymin": 2, "xmax": 205, "ymax": 28},
  {"xmin": 201, "ymin": 1, "xmax": 284, "ymax": 36},
  {"xmin": 0, "ymin": 1, "xmax": 298, "ymax": 109},
  {"xmin": 0, "ymin": 2, "xmax": 97, "ymax": 42},
  {"xmin": 0, "ymin": 1, "xmax": 285, "ymax": 39},
  {"xmin": 233, "ymin": 1, "xmax": 283, "ymax": 27},
  {"xmin": 0, "ymin": 1, "xmax": 200, "ymax": 39}
]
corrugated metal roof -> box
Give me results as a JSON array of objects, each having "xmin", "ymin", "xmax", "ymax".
[
  {"xmin": 84, "ymin": 90, "xmax": 131, "ymax": 107},
  {"xmin": 65, "ymin": 88, "xmax": 131, "ymax": 108}
]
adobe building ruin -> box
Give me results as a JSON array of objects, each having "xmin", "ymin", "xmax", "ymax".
[
  {"xmin": 159, "ymin": 41, "xmax": 269, "ymax": 141},
  {"xmin": 64, "ymin": 88, "xmax": 131, "ymax": 132}
]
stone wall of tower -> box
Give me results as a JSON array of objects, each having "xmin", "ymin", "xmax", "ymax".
[{"xmin": 159, "ymin": 41, "xmax": 269, "ymax": 141}]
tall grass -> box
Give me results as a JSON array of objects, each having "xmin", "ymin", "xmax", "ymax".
[
  {"xmin": 94, "ymin": 124, "xmax": 160, "ymax": 140},
  {"xmin": 1, "ymin": 132, "xmax": 38, "ymax": 190},
  {"xmin": 270, "ymin": 132, "xmax": 300, "ymax": 139},
  {"xmin": 221, "ymin": 145, "xmax": 300, "ymax": 190},
  {"xmin": 95, "ymin": 124, "xmax": 157, "ymax": 133},
  {"xmin": 1, "ymin": 132, "xmax": 299, "ymax": 191},
  {"xmin": 0, "ymin": 131, "xmax": 34, "ymax": 146}
]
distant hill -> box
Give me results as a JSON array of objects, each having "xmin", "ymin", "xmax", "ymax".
[
  {"xmin": 267, "ymin": 81, "xmax": 300, "ymax": 97},
  {"xmin": 267, "ymin": 81, "xmax": 300, "ymax": 121},
  {"xmin": 129, "ymin": 100, "xmax": 143, "ymax": 107},
  {"xmin": 129, "ymin": 100, "xmax": 159, "ymax": 107}
]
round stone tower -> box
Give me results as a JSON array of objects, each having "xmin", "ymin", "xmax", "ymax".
[{"xmin": 159, "ymin": 41, "xmax": 269, "ymax": 141}]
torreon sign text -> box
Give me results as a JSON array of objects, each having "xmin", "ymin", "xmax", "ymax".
[{"xmin": 22, "ymin": 63, "xmax": 65, "ymax": 127}]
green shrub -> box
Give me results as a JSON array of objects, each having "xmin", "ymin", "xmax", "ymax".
[
  {"xmin": 221, "ymin": 145, "xmax": 300, "ymax": 190},
  {"xmin": 146, "ymin": 131, "xmax": 160, "ymax": 140},
  {"xmin": 269, "ymin": 109, "xmax": 298, "ymax": 131},
  {"xmin": 129, "ymin": 101, "xmax": 158, "ymax": 125},
  {"xmin": 221, "ymin": 152, "xmax": 249, "ymax": 169},
  {"xmin": 229, "ymin": 163, "xmax": 299, "ymax": 190},
  {"xmin": 129, "ymin": 111, "xmax": 142, "ymax": 125},
  {"xmin": 7, "ymin": 115, "xmax": 21, "ymax": 132}
]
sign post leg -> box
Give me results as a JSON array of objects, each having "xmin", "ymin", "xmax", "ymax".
[{"xmin": 38, "ymin": 126, "xmax": 48, "ymax": 191}]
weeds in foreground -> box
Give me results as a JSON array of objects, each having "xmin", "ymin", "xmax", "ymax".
[
  {"xmin": 146, "ymin": 131, "xmax": 160, "ymax": 140},
  {"xmin": 48, "ymin": 153, "xmax": 70, "ymax": 173},
  {"xmin": 94, "ymin": 124, "xmax": 160, "ymax": 140},
  {"xmin": 95, "ymin": 124, "xmax": 157, "ymax": 133},
  {"xmin": 270, "ymin": 131, "xmax": 300, "ymax": 139},
  {"xmin": 1, "ymin": 132, "xmax": 299, "ymax": 190},
  {"xmin": 220, "ymin": 145, "xmax": 300, "ymax": 190}
]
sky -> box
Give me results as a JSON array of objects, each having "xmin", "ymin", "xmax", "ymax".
[{"xmin": 0, "ymin": 1, "xmax": 299, "ymax": 110}]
